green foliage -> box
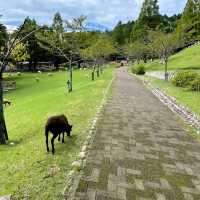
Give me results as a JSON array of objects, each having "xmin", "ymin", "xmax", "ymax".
[
  {"xmin": 112, "ymin": 21, "xmax": 134, "ymax": 45},
  {"xmin": 131, "ymin": 23, "xmax": 149, "ymax": 42},
  {"xmin": 19, "ymin": 17, "xmax": 50, "ymax": 69},
  {"xmin": 52, "ymin": 12, "xmax": 64, "ymax": 33},
  {"xmin": 11, "ymin": 42, "xmax": 30, "ymax": 62},
  {"xmin": 149, "ymin": 31, "xmax": 180, "ymax": 74},
  {"xmin": 158, "ymin": 14, "xmax": 182, "ymax": 33},
  {"xmin": 139, "ymin": 0, "xmax": 159, "ymax": 19},
  {"xmin": 125, "ymin": 41, "xmax": 151, "ymax": 62},
  {"xmin": 37, "ymin": 15, "xmax": 87, "ymax": 64},
  {"xmin": 189, "ymin": 76, "xmax": 200, "ymax": 91},
  {"xmin": 176, "ymin": 0, "xmax": 200, "ymax": 45},
  {"xmin": 81, "ymin": 35, "xmax": 116, "ymax": 61},
  {"xmin": 111, "ymin": 1, "xmax": 182, "ymax": 45},
  {"xmin": 0, "ymin": 23, "xmax": 7, "ymax": 48},
  {"xmin": 172, "ymin": 71, "xmax": 199, "ymax": 87},
  {"xmin": 132, "ymin": 63, "xmax": 146, "ymax": 75},
  {"xmin": 131, "ymin": 0, "xmax": 161, "ymax": 42}
]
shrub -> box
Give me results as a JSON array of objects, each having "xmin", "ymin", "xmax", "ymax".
[
  {"xmin": 132, "ymin": 63, "xmax": 146, "ymax": 75},
  {"xmin": 48, "ymin": 73, "xmax": 53, "ymax": 77},
  {"xmin": 172, "ymin": 71, "xmax": 198, "ymax": 87},
  {"xmin": 190, "ymin": 76, "xmax": 200, "ymax": 92}
]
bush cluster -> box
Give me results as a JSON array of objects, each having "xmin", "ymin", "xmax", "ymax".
[
  {"xmin": 172, "ymin": 71, "xmax": 200, "ymax": 91},
  {"xmin": 131, "ymin": 63, "xmax": 146, "ymax": 75}
]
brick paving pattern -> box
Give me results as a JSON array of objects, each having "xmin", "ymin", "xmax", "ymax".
[{"xmin": 73, "ymin": 68, "xmax": 200, "ymax": 200}]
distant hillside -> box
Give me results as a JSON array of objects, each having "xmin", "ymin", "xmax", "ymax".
[
  {"xmin": 85, "ymin": 22, "xmax": 110, "ymax": 32},
  {"xmin": 145, "ymin": 43, "xmax": 200, "ymax": 71}
]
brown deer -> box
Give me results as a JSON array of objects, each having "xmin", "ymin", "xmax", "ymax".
[{"xmin": 45, "ymin": 114, "xmax": 73, "ymax": 154}]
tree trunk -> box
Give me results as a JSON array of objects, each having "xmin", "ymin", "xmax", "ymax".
[
  {"xmin": 54, "ymin": 58, "xmax": 59, "ymax": 70},
  {"xmin": 100, "ymin": 66, "xmax": 103, "ymax": 74},
  {"xmin": 28, "ymin": 61, "xmax": 32, "ymax": 71},
  {"xmin": 91, "ymin": 71, "xmax": 94, "ymax": 81},
  {"xmin": 69, "ymin": 59, "xmax": 73, "ymax": 92},
  {"xmin": 33, "ymin": 60, "xmax": 37, "ymax": 72},
  {"xmin": 97, "ymin": 65, "xmax": 100, "ymax": 77},
  {"xmin": 0, "ymin": 77, "xmax": 8, "ymax": 144},
  {"xmin": 78, "ymin": 60, "xmax": 81, "ymax": 69},
  {"xmin": 164, "ymin": 58, "xmax": 168, "ymax": 81}
]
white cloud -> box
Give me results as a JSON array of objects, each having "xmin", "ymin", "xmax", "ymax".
[{"xmin": 0, "ymin": 0, "xmax": 187, "ymax": 30}]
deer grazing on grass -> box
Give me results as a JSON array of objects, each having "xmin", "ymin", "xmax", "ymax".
[{"xmin": 45, "ymin": 114, "xmax": 73, "ymax": 154}]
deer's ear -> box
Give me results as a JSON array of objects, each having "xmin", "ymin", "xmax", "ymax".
[{"xmin": 70, "ymin": 125, "xmax": 73, "ymax": 128}]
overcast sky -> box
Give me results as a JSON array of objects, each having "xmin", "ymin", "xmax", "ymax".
[{"xmin": 0, "ymin": 0, "xmax": 187, "ymax": 30}]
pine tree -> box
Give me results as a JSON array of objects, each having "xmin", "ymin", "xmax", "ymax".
[
  {"xmin": 139, "ymin": 0, "xmax": 159, "ymax": 20},
  {"xmin": 177, "ymin": 0, "xmax": 200, "ymax": 44},
  {"xmin": 112, "ymin": 21, "xmax": 135, "ymax": 45},
  {"xmin": 0, "ymin": 23, "xmax": 7, "ymax": 48},
  {"xmin": 131, "ymin": 0, "xmax": 161, "ymax": 42},
  {"xmin": 112, "ymin": 21, "xmax": 125, "ymax": 45},
  {"xmin": 52, "ymin": 12, "xmax": 64, "ymax": 33}
]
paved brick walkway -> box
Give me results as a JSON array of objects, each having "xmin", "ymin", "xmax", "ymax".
[{"xmin": 73, "ymin": 68, "xmax": 200, "ymax": 200}]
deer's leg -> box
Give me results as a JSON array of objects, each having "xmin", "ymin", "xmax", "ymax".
[
  {"xmin": 45, "ymin": 127, "xmax": 49, "ymax": 152},
  {"xmin": 62, "ymin": 133, "xmax": 65, "ymax": 143},
  {"xmin": 51, "ymin": 134, "xmax": 57, "ymax": 154}
]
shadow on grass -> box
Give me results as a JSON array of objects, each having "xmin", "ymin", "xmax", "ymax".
[{"xmin": 46, "ymin": 134, "xmax": 79, "ymax": 155}]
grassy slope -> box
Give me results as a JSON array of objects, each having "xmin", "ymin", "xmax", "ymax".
[
  {"xmin": 145, "ymin": 44, "xmax": 200, "ymax": 71},
  {"xmin": 0, "ymin": 67, "xmax": 114, "ymax": 199},
  {"xmin": 141, "ymin": 76, "xmax": 200, "ymax": 117}
]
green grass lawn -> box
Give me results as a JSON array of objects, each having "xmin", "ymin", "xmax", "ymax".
[
  {"xmin": 140, "ymin": 76, "xmax": 200, "ymax": 117},
  {"xmin": 145, "ymin": 44, "xmax": 200, "ymax": 71},
  {"xmin": 0, "ymin": 67, "xmax": 114, "ymax": 199}
]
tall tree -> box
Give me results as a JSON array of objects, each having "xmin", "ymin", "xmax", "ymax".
[
  {"xmin": 52, "ymin": 12, "xmax": 64, "ymax": 33},
  {"xmin": 37, "ymin": 16, "xmax": 87, "ymax": 92},
  {"xmin": 112, "ymin": 21, "xmax": 135, "ymax": 45},
  {"xmin": 149, "ymin": 31, "xmax": 179, "ymax": 80},
  {"xmin": 81, "ymin": 35, "xmax": 116, "ymax": 77},
  {"xmin": 0, "ymin": 22, "xmax": 43, "ymax": 144},
  {"xmin": 139, "ymin": 0, "xmax": 159, "ymax": 20},
  {"xmin": 0, "ymin": 24, "xmax": 7, "ymax": 49},
  {"xmin": 11, "ymin": 42, "xmax": 30, "ymax": 63},
  {"xmin": 131, "ymin": 0, "xmax": 161, "ymax": 42},
  {"xmin": 0, "ymin": 19, "xmax": 7, "ymax": 144},
  {"xmin": 125, "ymin": 41, "xmax": 151, "ymax": 63},
  {"xmin": 51, "ymin": 12, "xmax": 65, "ymax": 69},
  {"xmin": 112, "ymin": 21, "xmax": 125, "ymax": 45},
  {"xmin": 153, "ymin": 14, "xmax": 182, "ymax": 34},
  {"xmin": 177, "ymin": 0, "xmax": 200, "ymax": 45},
  {"xmin": 20, "ymin": 17, "xmax": 48, "ymax": 71}
]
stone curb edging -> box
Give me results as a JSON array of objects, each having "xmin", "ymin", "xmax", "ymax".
[
  {"xmin": 0, "ymin": 195, "xmax": 11, "ymax": 200},
  {"xmin": 63, "ymin": 75, "xmax": 115, "ymax": 200},
  {"xmin": 143, "ymin": 80, "xmax": 200, "ymax": 134}
]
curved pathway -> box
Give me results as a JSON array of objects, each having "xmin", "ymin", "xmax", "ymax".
[{"xmin": 72, "ymin": 68, "xmax": 200, "ymax": 200}]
